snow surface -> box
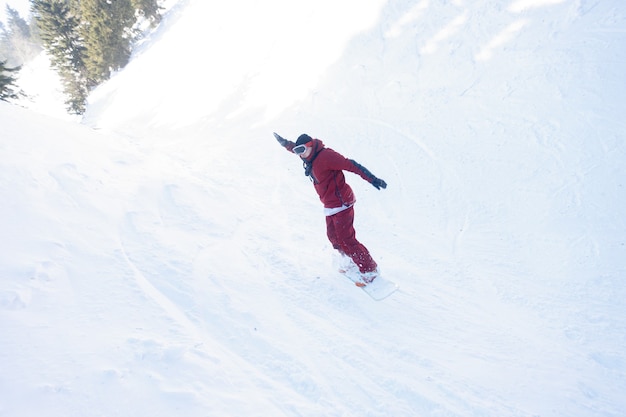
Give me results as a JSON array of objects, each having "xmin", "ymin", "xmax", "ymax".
[
  {"xmin": 11, "ymin": 53, "xmax": 75, "ymax": 121},
  {"xmin": 2, "ymin": 0, "xmax": 626, "ymax": 416}
]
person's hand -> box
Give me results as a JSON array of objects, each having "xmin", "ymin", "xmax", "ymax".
[
  {"xmin": 372, "ymin": 177, "xmax": 387, "ymax": 190},
  {"xmin": 273, "ymin": 132, "xmax": 289, "ymax": 147}
]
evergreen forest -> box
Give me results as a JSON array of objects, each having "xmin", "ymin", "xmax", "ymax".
[{"xmin": 0, "ymin": 1, "xmax": 161, "ymax": 113}]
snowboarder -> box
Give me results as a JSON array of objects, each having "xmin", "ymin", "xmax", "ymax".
[{"xmin": 274, "ymin": 132, "xmax": 387, "ymax": 284}]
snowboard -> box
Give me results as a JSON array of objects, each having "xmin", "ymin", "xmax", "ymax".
[{"xmin": 339, "ymin": 268, "xmax": 399, "ymax": 301}]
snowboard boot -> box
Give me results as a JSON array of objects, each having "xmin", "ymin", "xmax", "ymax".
[{"xmin": 356, "ymin": 269, "xmax": 379, "ymax": 287}]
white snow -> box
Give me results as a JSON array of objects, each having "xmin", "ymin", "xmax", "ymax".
[
  {"xmin": 2, "ymin": 0, "xmax": 626, "ymax": 416},
  {"xmin": 11, "ymin": 53, "xmax": 75, "ymax": 121}
]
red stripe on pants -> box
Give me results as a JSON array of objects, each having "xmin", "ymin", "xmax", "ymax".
[{"xmin": 325, "ymin": 206, "xmax": 377, "ymax": 273}]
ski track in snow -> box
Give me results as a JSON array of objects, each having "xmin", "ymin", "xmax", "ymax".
[{"xmin": 2, "ymin": 0, "xmax": 626, "ymax": 416}]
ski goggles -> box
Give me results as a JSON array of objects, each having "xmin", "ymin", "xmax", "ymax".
[{"xmin": 293, "ymin": 143, "xmax": 310, "ymax": 155}]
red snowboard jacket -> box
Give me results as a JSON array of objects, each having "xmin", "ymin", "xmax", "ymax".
[{"xmin": 287, "ymin": 139, "xmax": 376, "ymax": 209}]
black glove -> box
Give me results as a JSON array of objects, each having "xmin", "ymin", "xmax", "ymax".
[
  {"xmin": 273, "ymin": 132, "xmax": 289, "ymax": 147},
  {"xmin": 372, "ymin": 177, "xmax": 387, "ymax": 190}
]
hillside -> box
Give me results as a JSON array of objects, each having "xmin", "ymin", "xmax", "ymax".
[{"xmin": 2, "ymin": 0, "xmax": 625, "ymax": 416}]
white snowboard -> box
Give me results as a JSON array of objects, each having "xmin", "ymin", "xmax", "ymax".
[{"xmin": 339, "ymin": 267, "xmax": 399, "ymax": 301}]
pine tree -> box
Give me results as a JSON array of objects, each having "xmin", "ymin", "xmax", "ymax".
[
  {"xmin": 0, "ymin": 59, "xmax": 21, "ymax": 101},
  {"xmin": 80, "ymin": 0, "xmax": 135, "ymax": 84},
  {"xmin": 32, "ymin": 0, "xmax": 89, "ymax": 114},
  {"xmin": 6, "ymin": 6, "xmax": 30, "ymax": 38},
  {"xmin": 31, "ymin": 0, "xmax": 163, "ymax": 114},
  {"xmin": 0, "ymin": 6, "xmax": 42, "ymax": 67},
  {"xmin": 131, "ymin": 0, "xmax": 162, "ymax": 25},
  {"xmin": 0, "ymin": 21, "xmax": 8, "ymax": 60}
]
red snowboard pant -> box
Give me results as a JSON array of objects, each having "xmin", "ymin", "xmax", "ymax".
[{"xmin": 325, "ymin": 206, "xmax": 377, "ymax": 273}]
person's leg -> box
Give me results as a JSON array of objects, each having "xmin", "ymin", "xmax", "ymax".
[
  {"xmin": 325, "ymin": 214, "xmax": 342, "ymax": 253},
  {"xmin": 329, "ymin": 207, "xmax": 377, "ymax": 273}
]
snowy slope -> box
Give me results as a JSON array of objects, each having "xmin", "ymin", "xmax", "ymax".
[{"xmin": 2, "ymin": 0, "xmax": 626, "ymax": 416}]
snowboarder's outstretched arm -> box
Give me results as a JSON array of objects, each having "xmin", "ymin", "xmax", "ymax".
[
  {"xmin": 274, "ymin": 132, "xmax": 295, "ymax": 152},
  {"xmin": 321, "ymin": 148, "xmax": 387, "ymax": 190},
  {"xmin": 349, "ymin": 159, "xmax": 387, "ymax": 190}
]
